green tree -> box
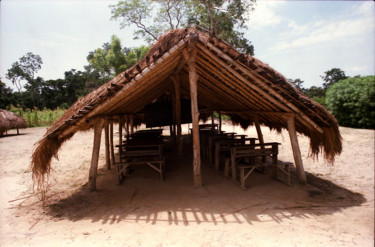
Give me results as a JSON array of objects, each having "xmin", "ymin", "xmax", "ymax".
[
  {"xmin": 86, "ymin": 35, "xmax": 149, "ymax": 81},
  {"xmin": 6, "ymin": 52, "xmax": 43, "ymax": 92},
  {"xmin": 189, "ymin": 0, "xmax": 255, "ymax": 55},
  {"xmin": 86, "ymin": 35, "xmax": 150, "ymax": 85},
  {"xmin": 326, "ymin": 76, "xmax": 375, "ymax": 129},
  {"xmin": 110, "ymin": 0, "xmax": 255, "ymax": 55},
  {"xmin": 42, "ymin": 69, "xmax": 88, "ymax": 109},
  {"xmin": 288, "ymin": 78, "xmax": 305, "ymax": 92},
  {"xmin": 0, "ymin": 79, "xmax": 15, "ymax": 109},
  {"xmin": 321, "ymin": 68, "xmax": 347, "ymax": 90}
]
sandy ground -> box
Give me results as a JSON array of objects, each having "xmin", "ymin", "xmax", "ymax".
[{"xmin": 0, "ymin": 123, "xmax": 374, "ymax": 246}]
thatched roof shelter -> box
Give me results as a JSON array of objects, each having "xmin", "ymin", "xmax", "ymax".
[
  {"xmin": 31, "ymin": 28, "xmax": 342, "ymax": 191},
  {"xmin": 0, "ymin": 109, "xmax": 27, "ymax": 135}
]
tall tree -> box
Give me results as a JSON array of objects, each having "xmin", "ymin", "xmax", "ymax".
[
  {"xmin": 321, "ymin": 68, "xmax": 347, "ymax": 90},
  {"xmin": 6, "ymin": 52, "xmax": 43, "ymax": 92},
  {"xmin": 86, "ymin": 35, "xmax": 149, "ymax": 81},
  {"xmin": 110, "ymin": 0, "xmax": 255, "ymax": 55},
  {"xmin": 288, "ymin": 78, "xmax": 305, "ymax": 93}
]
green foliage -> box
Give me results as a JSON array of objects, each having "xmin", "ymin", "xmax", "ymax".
[
  {"xmin": 321, "ymin": 68, "xmax": 347, "ymax": 90},
  {"xmin": 8, "ymin": 105, "xmax": 65, "ymax": 127},
  {"xmin": 110, "ymin": 0, "xmax": 255, "ymax": 55},
  {"xmin": 6, "ymin": 52, "xmax": 43, "ymax": 92},
  {"xmin": 86, "ymin": 35, "xmax": 149, "ymax": 80},
  {"xmin": 0, "ymin": 80, "xmax": 15, "ymax": 109},
  {"xmin": 288, "ymin": 78, "xmax": 305, "ymax": 92},
  {"xmin": 326, "ymin": 76, "xmax": 375, "ymax": 129},
  {"xmin": 189, "ymin": 0, "xmax": 255, "ymax": 55},
  {"xmin": 110, "ymin": 0, "xmax": 192, "ymax": 43}
]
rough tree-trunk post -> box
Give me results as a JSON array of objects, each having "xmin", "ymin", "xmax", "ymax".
[
  {"xmin": 119, "ymin": 116, "xmax": 123, "ymax": 162},
  {"xmin": 130, "ymin": 115, "xmax": 134, "ymax": 136},
  {"xmin": 89, "ymin": 118, "xmax": 105, "ymax": 191},
  {"xmin": 110, "ymin": 121, "xmax": 115, "ymax": 164},
  {"xmin": 254, "ymin": 116, "xmax": 265, "ymax": 163},
  {"xmin": 218, "ymin": 112, "xmax": 222, "ymax": 133},
  {"xmin": 171, "ymin": 89, "xmax": 177, "ymax": 143},
  {"xmin": 171, "ymin": 76, "xmax": 182, "ymax": 155},
  {"xmin": 286, "ymin": 116, "xmax": 307, "ymax": 184},
  {"xmin": 211, "ymin": 112, "xmax": 215, "ymax": 132},
  {"xmin": 104, "ymin": 120, "xmax": 111, "ymax": 170},
  {"xmin": 125, "ymin": 116, "xmax": 130, "ymax": 141},
  {"xmin": 183, "ymin": 47, "xmax": 202, "ymax": 188}
]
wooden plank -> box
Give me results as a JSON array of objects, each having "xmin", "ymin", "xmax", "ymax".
[
  {"xmin": 104, "ymin": 120, "xmax": 111, "ymax": 170},
  {"xmin": 287, "ymin": 116, "xmax": 307, "ymax": 184},
  {"xmin": 183, "ymin": 48, "xmax": 202, "ymax": 188},
  {"xmin": 89, "ymin": 118, "xmax": 104, "ymax": 191}
]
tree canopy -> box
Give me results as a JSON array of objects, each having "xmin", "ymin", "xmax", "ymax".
[
  {"xmin": 326, "ymin": 76, "xmax": 375, "ymax": 129},
  {"xmin": 6, "ymin": 52, "xmax": 43, "ymax": 92},
  {"xmin": 110, "ymin": 0, "xmax": 255, "ymax": 55},
  {"xmin": 86, "ymin": 35, "xmax": 149, "ymax": 80}
]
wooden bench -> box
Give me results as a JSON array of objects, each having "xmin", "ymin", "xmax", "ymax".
[
  {"xmin": 214, "ymin": 138, "xmax": 257, "ymax": 171},
  {"xmin": 114, "ymin": 144, "xmax": 165, "ymax": 184},
  {"xmin": 236, "ymin": 161, "xmax": 293, "ymax": 190},
  {"xmin": 223, "ymin": 142, "xmax": 295, "ymax": 189}
]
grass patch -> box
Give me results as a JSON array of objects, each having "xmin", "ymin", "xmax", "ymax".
[{"xmin": 8, "ymin": 105, "xmax": 65, "ymax": 127}]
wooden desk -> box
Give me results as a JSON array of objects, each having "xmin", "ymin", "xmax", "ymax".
[
  {"xmin": 114, "ymin": 144, "xmax": 165, "ymax": 184},
  {"xmin": 214, "ymin": 138, "xmax": 257, "ymax": 171}
]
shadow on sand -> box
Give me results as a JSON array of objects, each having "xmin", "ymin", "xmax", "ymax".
[
  {"xmin": 0, "ymin": 133, "xmax": 26, "ymax": 138},
  {"xmin": 45, "ymin": 144, "xmax": 365, "ymax": 226}
]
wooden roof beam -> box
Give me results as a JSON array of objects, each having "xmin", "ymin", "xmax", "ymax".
[{"xmin": 196, "ymin": 41, "xmax": 323, "ymax": 134}]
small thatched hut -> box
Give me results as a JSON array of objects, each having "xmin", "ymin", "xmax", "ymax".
[
  {"xmin": 0, "ymin": 109, "xmax": 27, "ymax": 136},
  {"xmin": 31, "ymin": 28, "xmax": 342, "ymax": 191}
]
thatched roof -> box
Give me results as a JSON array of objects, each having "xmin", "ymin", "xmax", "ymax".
[
  {"xmin": 0, "ymin": 109, "xmax": 27, "ymax": 135},
  {"xmin": 31, "ymin": 28, "xmax": 342, "ymax": 185}
]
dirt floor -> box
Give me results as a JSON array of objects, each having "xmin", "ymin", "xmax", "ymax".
[{"xmin": 0, "ymin": 123, "xmax": 374, "ymax": 246}]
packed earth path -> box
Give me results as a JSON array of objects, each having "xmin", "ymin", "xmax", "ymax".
[{"xmin": 0, "ymin": 123, "xmax": 374, "ymax": 246}]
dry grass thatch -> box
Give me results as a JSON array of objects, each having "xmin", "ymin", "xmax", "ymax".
[
  {"xmin": 0, "ymin": 109, "xmax": 27, "ymax": 135},
  {"xmin": 31, "ymin": 28, "xmax": 343, "ymax": 190}
]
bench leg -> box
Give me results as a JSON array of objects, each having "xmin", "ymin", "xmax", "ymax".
[
  {"xmin": 240, "ymin": 168, "xmax": 246, "ymax": 190},
  {"xmin": 224, "ymin": 158, "xmax": 230, "ymax": 177},
  {"xmin": 231, "ymin": 155, "xmax": 236, "ymax": 181}
]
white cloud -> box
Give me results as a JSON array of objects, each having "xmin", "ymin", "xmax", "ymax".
[
  {"xmin": 247, "ymin": 1, "xmax": 284, "ymax": 29},
  {"xmin": 270, "ymin": 2, "xmax": 374, "ymax": 52}
]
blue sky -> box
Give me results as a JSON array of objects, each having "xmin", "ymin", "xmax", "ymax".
[{"xmin": 1, "ymin": 0, "xmax": 374, "ymax": 90}]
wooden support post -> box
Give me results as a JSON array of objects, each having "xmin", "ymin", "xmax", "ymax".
[
  {"xmin": 104, "ymin": 120, "xmax": 111, "ymax": 170},
  {"xmin": 89, "ymin": 118, "xmax": 105, "ymax": 191},
  {"xmin": 110, "ymin": 121, "xmax": 115, "ymax": 164},
  {"xmin": 254, "ymin": 116, "xmax": 265, "ymax": 163},
  {"xmin": 218, "ymin": 112, "xmax": 222, "ymax": 134},
  {"xmin": 183, "ymin": 48, "xmax": 202, "ymax": 188},
  {"xmin": 130, "ymin": 115, "xmax": 134, "ymax": 135},
  {"xmin": 17, "ymin": 128, "xmax": 19, "ymax": 135},
  {"xmin": 287, "ymin": 116, "xmax": 307, "ymax": 184},
  {"xmin": 125, "ymin": 116, "xmax": 130, "ymax": 141},
  {"xmin": 211, "ymin": 112, "xmax": 215, "ymax": 132},
  {"xmin": 171, "ymin": 76, "xmax": 182, "ymax": 155},
  {"xmin": 119, "ymin": 116, "xmax": 123, "ymax": 162}
]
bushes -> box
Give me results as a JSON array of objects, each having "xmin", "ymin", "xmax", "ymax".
[
  {"xmin": 326, "ymin": 76, "xmax": 375, "ymax": 129},
  {"xmin": 8, "ymin": 105, "xmax": 65, "ymax": 127}
]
